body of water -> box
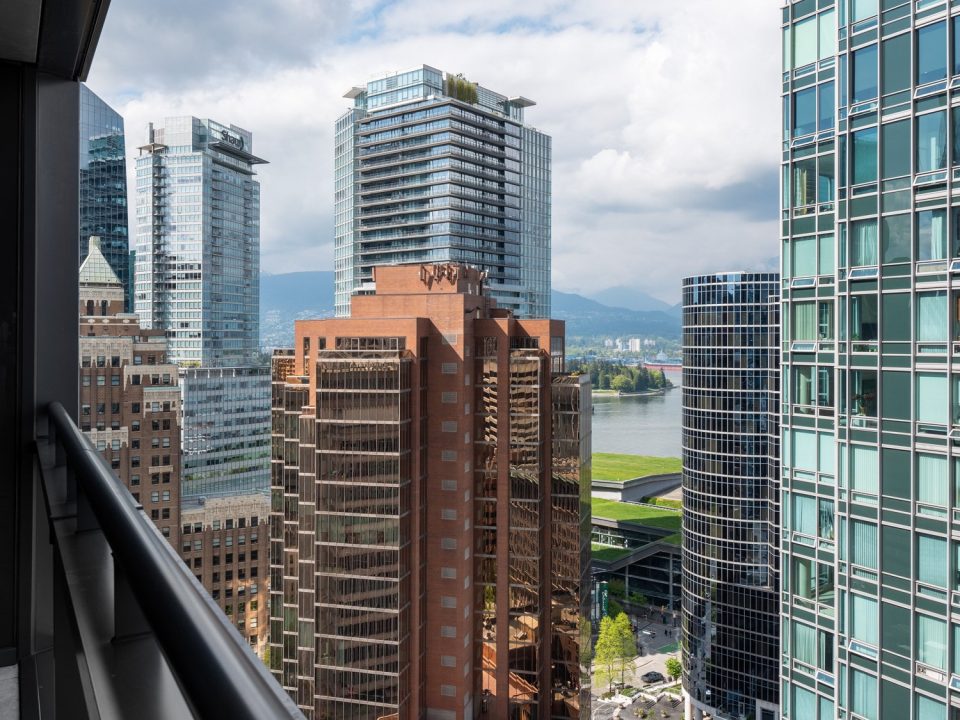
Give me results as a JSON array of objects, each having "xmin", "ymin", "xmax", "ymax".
[{"xmin": 590, "ymin": 369, "xmax": 682, "ymax": 458}]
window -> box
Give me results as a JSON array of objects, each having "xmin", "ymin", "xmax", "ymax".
[
  {"xmin": 818, "ymin": 301, "xmax": 833, "ymax": 339},
  {"xmin": 794, "ymin": 17, "xmax": 817, "ymax": 68},
  {"xmin": 818, "ymin": 499, "xmax": 834, "ymax": 539},
  {"xmin": 850, "ymin": 668, "xmax": 877, "ymax": 720},
  {"xmin": 918, "ymin": 454, "xmax": 948, "ymax": 508},
  {"xmin": 917, "ymin": 695, "xmax": 946, "ymax": 720},
  {"xmin": 96, "ymin": 375, "xmax": 105, "ymax": 386},
  {"xmin": 851, "ymin": 520, "xmax": 877, "ymax": 569},
  {"xmin": 818, "ymin": 81, "xmax": 834, "ymax": 132},
  {"xmin": 852, "ymin": 45, "xmax": 878, "ymax": 103},
  {"xmin": 917, "ymin": 21, "xmax": 947, "ymax": 85},
  {"xmin": 851, "ymin": 220, "xmax": 877, "ymax": 266},
  {"xmin": 851, "ymin": 0, "xmax": 877, "ymax": 22},
  {"xmin": 881, "ymin": 214, "xmax": 910, "ymax": 263},
  {"xmin": 917, "ymin": 614, "xmax": 947, "ymax": 670},
  {"xmin": 794, "ymin": 88, "xmax": 816, "ymax": 137},
  {"xmin": 793, "ymin": 494, "xmax": 817, "ymax": 536},
  {"xmin": 794, "ymin": 369, "xmax": 815, "ymax": 408},
  {"xmin": 793, "ymin": 236, "xmax": 816, "ymax": 276},
  {"xmin": 883, "ymin": 33, "xmax": 910, "ymax": 95},
  {"xmin": 792, "ymin": 302, "xmax": 816, "ymax": 341},
  {"xmin": 917, "ymin": 373, "xmax": 948, "ymax": 425},
  {"xmin": 881, "ymin": 120, "xmax": 910, "ymax": 178},
  {"xmin": 918, "ymin": 210, "xmax": 947, "ymax": 261},
  {"xmin": 851, "ymin": 445, "xmax": 878, "ymax": 494},
  {"xmin": 852, "ymin": 128, "xmax": 878, "ymax": 185},
  {"xmin": 818, "ymin": 156, "xmax": 834, "ymax": 205},
  {"xmin": 918, "ymin": 292, "xmax": 947, "ymax": 342},
  {"xmin": 918, "ymin": 534, "xmax": 947, "ymax": 587},
  {"xmin": 793, "ymin": 621, "xmax": 816, "ymax": 665},
  {"xmin": 851, "ymin": 295, "xmax": 878, "ymax": 342},
  {"xmin": 850, "ymin": 593, "xmax": 878, "ymax": 645},
  {"xmin": 793, "ymin": 685, "xmax": 817, "ymax": 719},
  {"xmin": 793, "ymin": 158, "xmax": 816, "ymax": 205},
  {"xmin": 917, "ymin": 112, "xmax": 947, "ymax": 173}
]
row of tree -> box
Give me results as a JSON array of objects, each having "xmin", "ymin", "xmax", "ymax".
[
  {"xmin": 569, "ymin": 360, "xmax": 671, "ymax": 393},
  {"xmin": 594, "ymin": 611, "xmax": 683, "ymax": 691}
]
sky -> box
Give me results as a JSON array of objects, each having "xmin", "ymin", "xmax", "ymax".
[{"xmin": 88, "ymin": 0, "xmax": 782, "ymax": 304}]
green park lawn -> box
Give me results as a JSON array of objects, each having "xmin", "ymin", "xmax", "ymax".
[
  {"xmin": 592, "ymin": 453, "xmax": 681, "ymax": 482},
  {"xmin": 591, "ymin": 497, "xmax": 682, "ymax": 532}
]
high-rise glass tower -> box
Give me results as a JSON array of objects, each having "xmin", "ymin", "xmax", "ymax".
[
  {"xmin": 781, "ymin": 2, "xmax": 960, "ymax": 718},
  {"xmin": 334, "ymin": 65, "xmax": 551, "ymax": 318},
  {"xmin": 681, "ymin": 272, "xmax": 780, "ymax": 720},
  {"xmin": 134, "ymin": 116, "xmax": 265, "ymax": 368},
  {"xmin": 80, "ymin": 85, "xmax": 130, "ymax": 308},
  {"xmin": 135, "ymin": 117, "xmax": 270, "ymax": 499}
]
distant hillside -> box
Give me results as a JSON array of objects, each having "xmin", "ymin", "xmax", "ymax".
[
  {"xmin": 260, "ymin": 271, "xmax": 680, "ymax": 348},
  {"xmin": 260, "ymin": 271, "xmax": 335, "ymax": 350},
  {"xmin": 551, "ymin": 290, "xmax": 679, "ymax": 339},
  {"xmin": 587, "ymin": 285, "xmax": 674, "ymax": 314}
]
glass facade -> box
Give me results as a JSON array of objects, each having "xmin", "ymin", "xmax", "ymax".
[
  {"xmin": 681, "ymin": 272, "xmax": 780, "ymax": 719},
  {"xmin": 134, "ymin": 116, "xmax": 264, "ymax": 368},
  {"xmin": 180, "ymin": 366, "xmax": 271, "ymax": 499},
  {"xmin": 334, "ymin": 65, "xmax": 551, "ymax": 318},
  {"xmin": 80, "ymin": 85, "xmax": 130, "ymax": 309},
  {"xmin": 781, "ymin": 2, "xmax": 960, "ymax": 718}
]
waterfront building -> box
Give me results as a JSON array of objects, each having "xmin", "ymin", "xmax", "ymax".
[
  {"xmin": 680, "ymin": 272, "xmax": 780, "ymax": 720},
  {"xmin": 134, "ymin": 116, "xmax": 264, "ymax": 368},
  {"xmin": 80, "ymin": 85, "xmax": 130, "ymax": 308},
  {"xmin": 269, "ymin": 262, "xmax": 590, "ymax": 720},
  {"xmin": 79, "ymin": 237, "xmax": 182, "ymax": 544},
  {"xmin": 779, "ymin": 3, "xmax": 960, "ymax": 718},
  {"xmin": 334, "ymin": 65, "xmax": 551, "ymax": 319}
]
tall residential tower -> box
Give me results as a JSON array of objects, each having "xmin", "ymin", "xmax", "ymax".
[
  {"xmin": 334, "ymin": 65, "xmax": 551, "ymax": 319},
  {"xmin": 681, "ymin": 272, "xmax": 780, "ymax": 720},
  {"xmin": 270, "ymin": 263, "xmax": 589, "ymax": 720},
  {"xmin": 781, "ymin": 2, "xmax": 960, "ymax": 718}
]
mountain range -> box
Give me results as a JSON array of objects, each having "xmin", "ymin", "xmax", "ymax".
[{"xmin": 260, "ymin": 271, "xmax": 680, "ymax": 349}]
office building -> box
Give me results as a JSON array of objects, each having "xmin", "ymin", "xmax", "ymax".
[
  {"xmin": 80, "ymin": 84, "xmax": 130, "ymax": 308},
  {"xmin": 79, "ymin": 237, "xmax": 182, "ymax": 543},
  {"xmin": 134, "ymin": 116, "xmax": 265, "ymax": 368},
  {"xmin": 270, "ymin": 262, "xmax": 589, "ymax": 720},
  {"xmin": 334, "ymin": 65, "xmax": 551, "ymax": 319},
  {"xmin": 134, "ymin": 116, "xmax": 271, "ymax": 499},
  {"xmin": 681, "ymin": 272, "xmax": 780, "ymax": 720},
  {"xmin": 180, "ymin": 366, "xmax": 272, "ymax": 499},
  {"xmin": 180, "ymin": 494, "xmax": 271, "ymax": 655}
]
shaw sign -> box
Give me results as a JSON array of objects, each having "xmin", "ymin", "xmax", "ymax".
[{"xmin": 219, "ymin": 130, "xmax": 245, "ymax": 150}]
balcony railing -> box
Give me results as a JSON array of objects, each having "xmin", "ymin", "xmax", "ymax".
[{"xmin": 34, "ymin": 401, "xmax": 303, "ymax": 720}]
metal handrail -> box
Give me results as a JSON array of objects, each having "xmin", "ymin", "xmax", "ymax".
[{"xmin": 47, "ymin": 401, "xmax": 302, "ymax": 720}]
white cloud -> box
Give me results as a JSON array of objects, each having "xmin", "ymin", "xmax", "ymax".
[{"xmin": 87, "ymin": 0, "xmax": 783, "ymax": 303}]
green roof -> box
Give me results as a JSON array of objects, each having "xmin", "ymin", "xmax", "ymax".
[
  {"xmin": 591, "ymin": 453, "xmax": 681, "ymax": 483},
  {"xmin": 591, "ymin": 497, "xmax": 682, "ymax": 532}
]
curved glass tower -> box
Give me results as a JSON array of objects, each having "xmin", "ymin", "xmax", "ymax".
[{"xmin": 680, "ymin": 272, "xmax": 780, "ymax": 720}]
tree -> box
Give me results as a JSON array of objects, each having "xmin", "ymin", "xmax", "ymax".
[
  {"xmin": 613, "ymin": 612, "xmax": 637, "ymax": 684},
  {"xmin": 607, "ymin": 579, "xmax": 626, "ymax": 599},
  {"xmin": 611, "ymin": 375, "xmax": 632, "ymax": 393},
  {"xmin": 628, "ymin": 592, "xmax": 647, "ymax": 607},
  {"xmin": 593, "ymin": 615, "xmax": 621, "ymax": 691},
  {"xmin": 665, "ymin": 657, "xmax": 682, "ymax": 681}
]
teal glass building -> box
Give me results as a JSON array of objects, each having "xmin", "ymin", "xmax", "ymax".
[
  {"xmin": 781, "ymin": 2, "xmax": 960, "ymax": 718},
  {"xmin": 80, "ymin": 85, "xmax": 130, "ymax": 308},
  {"xmin": 334, "ymin": 65, "xmax": 551, "ymax": 318}
]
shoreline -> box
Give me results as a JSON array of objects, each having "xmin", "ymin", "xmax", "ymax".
[{"xmin": 592, "ymin": 386, "xmax": 675, "ymax": 398}]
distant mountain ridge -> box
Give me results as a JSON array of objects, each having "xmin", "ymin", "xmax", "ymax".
[{"xmin": 260, "ymin": 271, "xmax": 679, "ymax": 348}]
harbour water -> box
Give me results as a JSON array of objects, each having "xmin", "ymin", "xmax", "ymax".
[{"xmin": 590, "ymin": 369, "xmax": 682, "ymax": 458}]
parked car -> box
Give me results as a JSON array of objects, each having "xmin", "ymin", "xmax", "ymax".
[{"xmin": 641, "ymin": 671, "xmax": 665, "ymax": 684}]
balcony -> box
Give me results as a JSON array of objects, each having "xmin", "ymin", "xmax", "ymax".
[
  {"xmin": 23, "ymin": 403, "xmax": 303, "ymax": 719},
  {"xmin": 0, "ymin": 4, "xmax": 306, "ymax": 717}
]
